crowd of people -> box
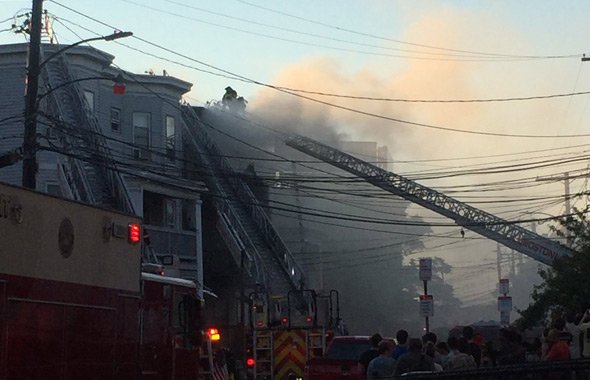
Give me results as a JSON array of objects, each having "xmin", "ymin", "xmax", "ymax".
[{"xmin": 359, "ymin": 310, "xmax": 590, "ymax": 379}]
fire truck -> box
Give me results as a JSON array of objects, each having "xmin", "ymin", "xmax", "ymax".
[
  {"xmin": 0, "ymin": 182, "xmax": 207, "ymax": 380},
  {"xmin": 246, "ymin": 289, "xmax": 342, "ymax": 380}
]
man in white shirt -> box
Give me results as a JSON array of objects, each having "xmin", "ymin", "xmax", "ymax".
[{"xmin": 566, "ymin": 310, "xmax": 590, "ymax": 359}]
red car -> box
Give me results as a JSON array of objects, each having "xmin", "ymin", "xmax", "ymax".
[{"xmin": 305, "ymin": 336, "xmax": 371, "ymax": 380}]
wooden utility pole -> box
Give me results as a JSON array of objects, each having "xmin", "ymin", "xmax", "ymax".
[
  {"xmin": 22, "ymin": 0, "xmax": 43, "ymax": 189},
  {"xmin": 536, "ymin": 172, "xmax": 572, "ymax": 244}
]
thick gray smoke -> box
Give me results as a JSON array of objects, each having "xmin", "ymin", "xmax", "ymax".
[{"xmin": 201, "ymin": 8, "xmax": 581, "ymax": 334}]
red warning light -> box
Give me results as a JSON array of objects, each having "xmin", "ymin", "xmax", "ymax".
[
  {"xmin": 128, "ymin": 223, "xmax": 141, "ymax": 244},
  {"xmin": 306, "ymin": 315, "xmax": 313, "ymax": 324},
  {"xmin": 281, "ymin": 317, "xmax": 289, "ymax": 325},
  {"xmin": 256, "ymin": 320, "xmax": 264, "ymax": 327},
  {"xmin": 112, "ymin": 82, "xmax": 126, "ymax": 95},
  {"xmin": 246, "ymin": 358, "xmax": 256, "ymax": 367},
  {"xmin": 207, "ymin": 327, "xmax": 221, "ymax": 341}
]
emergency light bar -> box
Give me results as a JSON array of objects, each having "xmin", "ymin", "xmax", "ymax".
[
  {"xmin": 207, "ymin": 327, "xmax": 221, "ymax": 341},
  {"xmin": 128, "ymin": 223, "xmax": 141, "ymax": 244}
]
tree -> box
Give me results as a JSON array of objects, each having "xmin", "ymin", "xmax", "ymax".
[{"xmin": 516, "ymin": 209, "xmax": 590, "ymax": 329}]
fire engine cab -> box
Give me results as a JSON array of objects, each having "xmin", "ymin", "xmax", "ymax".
[{"xmin": 0, "ymin": 182, "xmax": 204, "ymax": 380}]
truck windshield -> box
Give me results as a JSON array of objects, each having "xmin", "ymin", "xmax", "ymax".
[{"xmin": 324, "ymin": 340, "xmax": 370, "ymax": 361}]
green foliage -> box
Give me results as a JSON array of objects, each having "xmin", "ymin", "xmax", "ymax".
[{"xmin": 516, "ymin": 209, "xmax": 590, "ymax": 329}]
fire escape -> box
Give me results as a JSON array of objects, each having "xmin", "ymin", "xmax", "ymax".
[
  {"xmin": 34, "ymin": 14, "xmax": 131, "ymax": 211},
  {"xmin": 36, "ymin": 50, "xmax": 178, "ymax": 267},
  {"xmin": 182, "ymin": 106, "xmax": 307, "ymax": 298},
  {"xmin": 38, "ymin": 51, "xmax": 134, "ymax": 214}
]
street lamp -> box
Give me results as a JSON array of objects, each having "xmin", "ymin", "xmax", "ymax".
[
  {"xmin": 21, "ymin": 1, "xmax": 132, "ymax": 189},
  {"xmin": 39, "ymin": 31, "xmax": 133, "ymax": 69}
]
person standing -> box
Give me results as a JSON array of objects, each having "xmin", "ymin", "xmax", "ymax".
[
  {"xmin": 443, "ymin": 337, "xmax": 477, "ymax": 371},
  {"xmin": 359, "ymin": 333, "xmax": 383, "ymax": 379},
  {"xmin": 544, "ymin": 329, "xmax": 570, "ymax": 361},
  {"xmin": 394, "ymin": 338, "xmax": 435, "ymax": 376},
  {"xmin": 543, "ymin": 329, "xmax": 571, "ymax": 380},
  {"xmin": 463, "ymin": 326, "xmax": 482, "ymax": 367},
  {"xmin": 366, "ymin": 340, "xmax": 396, "ymax": 380},
  {"xmin": 566, "ymin": 310, "xmax": 590, "ymax": 359},
  {"xmin": 391, "ymin": 330, "xmax": 409, "ymax": 360},
  {"xmin": 423, "ymin": 342, "xmax": 443, "ymax": 372}
]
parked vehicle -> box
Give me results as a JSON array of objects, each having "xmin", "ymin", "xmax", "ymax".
[
  {"xmin": 304, "ymin": 336, "xmax": 371, "ymax": 380},
  {"xmin": 0, "ymin": 182, "xmax": 205, "ymax": 380}
]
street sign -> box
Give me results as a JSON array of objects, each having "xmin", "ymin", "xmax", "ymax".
[
  {"xmin": 499, "ymin": 278, "xmax": 510, "ymax": 295},
  {"xmin": 419, "ymin": 294, "xmax": 434, "ymax": 317},
  {"xmin": 497, "ymin": 296, "xmax": 513, "ymax": 312},
  {"xmin": 500, "ymin": 310, "xmax": 510, "ymax": 325},
  {"xmin": 419, "ymin": 258, "xmax": 432, "ymax": 281}
]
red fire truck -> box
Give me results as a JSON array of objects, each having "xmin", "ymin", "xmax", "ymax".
[{"xmin": 0, "ymin": 182, "xmax": 204, "ymax": 380}]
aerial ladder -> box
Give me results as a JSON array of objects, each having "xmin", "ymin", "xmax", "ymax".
[{"xmin": 285, "ymin": 135, "xmax": 576, "ymax": 267}]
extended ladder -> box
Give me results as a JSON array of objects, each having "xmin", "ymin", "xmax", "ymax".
[{"xmin": 286, "ymin": 135, "xmax": 576, "ymax": 267}]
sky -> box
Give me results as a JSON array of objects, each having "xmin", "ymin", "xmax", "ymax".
[{"xmin": 3, "ymin": 0, "xmax": 590, "ymax": 318}]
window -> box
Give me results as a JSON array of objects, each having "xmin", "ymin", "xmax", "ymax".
[
  {"xmin": 133, "ymin": 112, "xmax": 150, "ymax": 159},
  {"xmin": 165, "ymin": 115, "xmax": 175, "ymax": 160},
  {"xmin": 83, "ymin": 90, "xmax": 94, "ymax": 114},
  {"xmin": 181, "ymin": 200, "xmax": 196, "ymax": 231},
  {"xmin": 143, "ymin": 191, "xmax": 177, "ymax": 229},
  {"xmin": 111, "ymin": 107, "xmax": 121, "ymax": 132},
  {"xmin": 165, "ymin": 198, "xmax": 176, "ymax": 228},
  {"xmin": 45, "ymin": 183, "xmax": 62, "ymax": 196}
]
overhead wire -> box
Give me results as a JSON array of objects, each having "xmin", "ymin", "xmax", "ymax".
[
  {"xmin": 46, "ymin": 1, "xmax": 590, "ymax": 139},
  {"xmin": 0, "ymin": 16, "xmax": 15, "ymax": 24},
  {"xmin": 37, "ymin": 73, "xmax": 572, "ymax": 218},
  {"xmin": 37, "ymin": 121, "xmax": 568, "ymax": 274},
  {"xmin": 300, "ymin": 238, "xmax": 483, "ymax": 266},
  {"xmin": 39, "ymin": 11, "xmax": 584, "ymax": 243},
  {"xmin": 235, "ymin": 0, "xmax": 580, "ymax": 60},
  {"xmin": 39, "ymin": 114, "xmax": 456, "ymax": 227},
  {"xmin": 44, "ymin": 118, "xmax": 584, "ymax": 228},
  {"xmin": 4, "ymin": 5, "xmax": 580, "ymax": 286},
  {"xmin": 121, "ymin": 0, "xmax": 560, "ymax": 63}
]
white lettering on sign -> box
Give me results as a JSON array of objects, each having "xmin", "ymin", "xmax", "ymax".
[{"xmin": 520, "ymin": 239, "xmax": 560, "ymax": 261}]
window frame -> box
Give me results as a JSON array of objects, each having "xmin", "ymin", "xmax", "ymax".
[
  {"xmin": 83, "ymin": 90, "xmax": 95, "ymax": 114},
  {"xmin": 133, "ymin": 112, "xmax": 151, "ymax": 159},
  {"xmin": 110, "ymin": 107, "xmax": 121, "ymax": 133},
  {"xmin": 165, "ymin": 115, "xmax": 176, "ymax": 160}
]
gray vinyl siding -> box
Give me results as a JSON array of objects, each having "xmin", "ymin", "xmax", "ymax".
[{"xmin": 0, "ymin": 59, "xmax": 26, "ymax": 186}]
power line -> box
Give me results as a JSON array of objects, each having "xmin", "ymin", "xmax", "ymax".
[
  {"xmin": 39, "ymin": 113, "xmax": 584, "ymax": 230},
  {"xmin": 123, "ymin": 0, "xmax": 558, "ymax": 63},
  {"xmin": 235, "ymin": 0, "xmax": 581, "ymax": 60},
  {"xmin": 38, "ymin": 21, "xmax": 588, "ymax": 226},
  {"xmin": 47, "ymin": 2, "xmax": 590, "ymax": 139}
]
